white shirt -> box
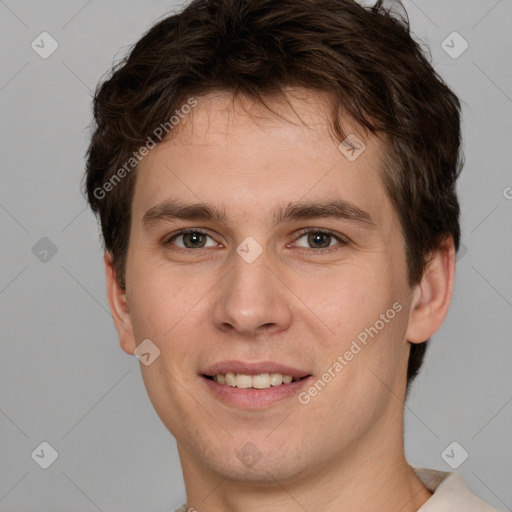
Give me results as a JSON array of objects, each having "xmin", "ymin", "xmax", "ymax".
[
  {"xmin": 414, "ymin": 467, "xmax": 499, "ymax": 511},
  {"xmin": 173, "ymin": 467, "xmax": 499, "ymax": 511}
]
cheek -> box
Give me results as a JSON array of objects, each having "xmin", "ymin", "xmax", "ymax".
[
  {"xmin": 306, "ymin": 257, "xmax": 409, "ymax": 399},
  {"xmin": 306, "ymin": 261, "xmax": 402, "ymax": 341},
  {"xmin": 126, "ymin": 261, "xmax": 219, "ymax": 385},
  {"xmin": 126, "ymin": 248, "xmax": 207, "ymax": 335}
]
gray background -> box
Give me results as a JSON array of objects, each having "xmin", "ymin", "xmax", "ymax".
[{"xmin": 1, "ymin": 0, "xmax": 511, "ymax": 511}]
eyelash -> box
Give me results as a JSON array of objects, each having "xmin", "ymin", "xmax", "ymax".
[{"xmin": 164, "ymin": 227, "xmax": 348, "ymax": 254}]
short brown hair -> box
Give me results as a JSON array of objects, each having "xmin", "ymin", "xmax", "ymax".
[{"xmin": 84, "ymin": 0, "xmax": 464, "ymax": 387}]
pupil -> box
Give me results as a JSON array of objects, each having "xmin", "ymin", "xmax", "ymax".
[
  {"xmin": 184, "ymin": 232, "xmax": 206, "ymax": 248},
  {"xmin": 308, "ymin": 232, "xmax": 330, "ymax": 248}
]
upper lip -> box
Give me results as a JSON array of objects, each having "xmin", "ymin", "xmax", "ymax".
[{"xmin": 202, "ymin": 360, "xmax": 311, "ymax": 379}]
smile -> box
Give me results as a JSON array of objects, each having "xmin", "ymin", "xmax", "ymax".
[{"xmin": 204, "ymin": 372, "xmax": 308, "ymax": 389}]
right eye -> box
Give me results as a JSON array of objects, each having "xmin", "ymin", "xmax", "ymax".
[{"xmin": 165, "ymin": 229, "xmax": 219, "ymax": 250}]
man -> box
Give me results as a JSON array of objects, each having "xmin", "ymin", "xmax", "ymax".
[{"xmin": 84, "ymin": 0, "xmax": 498, "ymax": 510}]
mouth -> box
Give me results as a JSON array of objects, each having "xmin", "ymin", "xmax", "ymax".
[
  {"xmin": 200, "ymin": 361, "xmax": 313, "ymax": 408},
  {"xmin": 202, "ymin": 372, "xmax": 310, "ymax": 389}
]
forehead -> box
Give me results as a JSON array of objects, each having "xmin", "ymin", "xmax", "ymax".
[
  {"xmin": 132, "ymin": 88, "xmax": 394, "ymax": 233},
  {"xmin": 169, "ymin": 89, "xmax": 369, "ymax": 151}
]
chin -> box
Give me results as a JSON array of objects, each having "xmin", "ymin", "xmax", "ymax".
[
  {"xmin": 219, "ymin": 456, "xmax": 307, "ymax": 484},
  {"xmin": 189, "ymin": 433, "xmax": 314, "ymax": 484}
]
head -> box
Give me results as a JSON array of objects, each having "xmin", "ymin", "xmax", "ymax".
[{"xmin": 84, "ymin": 0, "xmax": 462, "ymax": 484}]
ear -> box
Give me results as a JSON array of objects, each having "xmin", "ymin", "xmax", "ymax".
[
  {"xmin": 405, "ymin": 236, "xmax": 456, "ymax": 344},
  {"xmin": 104, "ymin": 251, "xmax": 137, "ymax": 355}
]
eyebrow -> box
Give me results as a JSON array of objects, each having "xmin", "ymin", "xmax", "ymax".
[
  {"xmin": 273, "ymin": 200, "xmax": 375, "ymax": 228},
  {"xmin": 142, "ymin": 199, "xmax": 376, "ymax": 230}
]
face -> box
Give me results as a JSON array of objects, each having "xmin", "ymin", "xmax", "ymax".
[{"xmin": 110, "ymin": 89, "xmax": 429, "ymax": 484}]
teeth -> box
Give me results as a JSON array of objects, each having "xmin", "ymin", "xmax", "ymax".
[
  {"xmin": 212, "ymin": 372, "xmax": 300, "ymax": 389},
  {"xmin": 269, "ymin": 373, "xmax": 283, "ymax": 386},
  {"xmin": 253, "ymin": 373, "xmax": 272, "ymax": 389},
  {"xmin": 236, "ymin": 374, "xmax": 252, "ymax": 388}
]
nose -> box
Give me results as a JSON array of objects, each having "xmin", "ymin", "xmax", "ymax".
[{"xmin": 212, "ymin": 248, "xmax": 294, "ymax": 338}]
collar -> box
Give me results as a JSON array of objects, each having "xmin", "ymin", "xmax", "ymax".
[{"xmin": 413, "ymin": 467, "xmax": 498, "ymax": 511}]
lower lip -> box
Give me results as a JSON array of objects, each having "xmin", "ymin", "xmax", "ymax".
[{"xmin": 201, "ymin": 376, "xmax": 313, "ymax": 409}]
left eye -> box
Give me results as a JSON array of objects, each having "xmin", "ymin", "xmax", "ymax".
[
  {"xmin": 167, "ymin": 230, "xmax": 217, "ymax": 249},
  {"xmin": 294, "ymin": 230, "xmax": 344, "ymax": 249}
]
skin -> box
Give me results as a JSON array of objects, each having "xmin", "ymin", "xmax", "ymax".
[{"xmin": 105, "ymin": 88, "xmax": 456, "ymax": 512}]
